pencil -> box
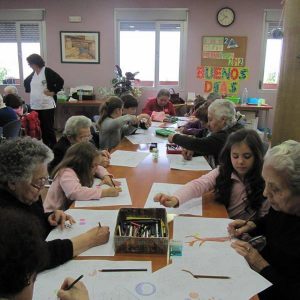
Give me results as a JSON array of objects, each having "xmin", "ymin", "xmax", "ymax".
[
  {"xmin": 193, "ymin": 275, "xmax": 230, "ymax": 279},
  {"xmin": 98, "ymin": 268, "xmax": 148, "ymax": 272},
  {"xmin": 66, "ymin": 275, "xmax": 84, "ymax": 290},
  {"xmin": 244, "ymin": 211, "xmax": 257, "ymax": 224},
  {"xmin": 109, "ymin": 175, "xmax": 116, "ymax": 188}
]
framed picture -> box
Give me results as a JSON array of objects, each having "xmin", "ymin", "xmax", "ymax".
[{"xmin": 60, "ymin": 31, "xmax": 100, "ymax": 64}]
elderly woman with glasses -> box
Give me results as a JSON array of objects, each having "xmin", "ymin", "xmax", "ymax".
[
  {"xmin": 168, "ymin": 99, "xmax": 244, "ymax": 167},
  {"xmin": 0, "ymin": 137, "xmax": 110, "ymax": 270},
  {"xmin": 229, "ymin": 140, "xmax": 300, "ymax": 300},
  {"xmin": 48, "ymin": 115, "xmax": 115, "ymax": 186}
]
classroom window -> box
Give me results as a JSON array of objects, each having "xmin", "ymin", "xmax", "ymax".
[
  {"xmin": 0, "ymin": 19, "xmax": 44, "ymax": 85},
  {"xmin": 260, "ymin": 10, "xmax": 283, "ymax": 90},
  {"xmin": 116, "ymin": 9, "xmax": 187, "ymax": 88}
]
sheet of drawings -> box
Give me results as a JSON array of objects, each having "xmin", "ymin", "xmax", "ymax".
[
  {"xmin": 167, "ymin": 216, "xmax": 272, "ymax": 299},
  {"xmin": 110, "ymin": 150, "xmax": 150, "ymax": 167},
  {"xmin": 75, "ymin": 178, "xmax": 132, "ymax": 207},
  {"xmin": 46, "ymin": 209, "xmax": 118, "ymax": 256},
  {"xmin": 144, "ymin": 182, "xmax": 202, "ymax": 216},
  {"xmin": 167, "ymin": 154, "xmax": 212, "ymax": 171},
  {"xmin": 33, "ymin": 260, "xmax": 152, "ymax": 300}
]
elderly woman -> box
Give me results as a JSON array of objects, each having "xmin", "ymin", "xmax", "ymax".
[
  {"xmin": 0, "ymin": 138, "xmax": 110, "ymax": 270},
  {"xmin": 229, "ymin": 140, "xmax": 300, "ymax": 300},
  {"xmin": 142, "ymin": 89, "xmax": 176, "ymax": 116},
  {"xmin": 169, "ymin": 99, "xmax": 243, "ymax": 167},
  {"xmin": 48, "ymin": 115, "xmax": 111, "ymax": 173},
  {"xmin": 0, "ymin": 208, "xmax": 89, "ymax": 300}
]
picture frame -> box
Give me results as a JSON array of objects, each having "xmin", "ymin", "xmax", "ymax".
[{"xmin": 60, "ymin": 31, "xmax": 100, "ymax": 64}]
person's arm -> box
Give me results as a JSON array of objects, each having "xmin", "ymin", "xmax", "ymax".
[
  {"xmin": 61, "ymin": 168, "xmax": 121, "ymax": 200},
  {"xmin": 174, "ymin": 168, "xmax": 219, "ymax": 205},
  {"xmin": 57, "ymin": 277, "xmax": 89, "ymax": 300},
  {"xmin": 23, "ymin": 72, "xmax": 34, "ymax": 93},
  {"xmin": 172, "ymin": 131, "xmax": 226, "ymax": 156},
  {"xmin": 59, "ymin": 169, "xmax": 103, "ymax": 200},
  {"xmin": 103, "ymin": 115, "xmax": 137, "ymax": 132},
  {"xmin": 45, "ymin": 239, "xmax": 74, "ymax": 269},
  {"xmin": 45, "ymin": 67, "xmax": 64, "ymax": 94}
]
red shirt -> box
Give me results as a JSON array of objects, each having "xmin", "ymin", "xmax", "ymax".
[{"xmin": 142, "ymin": 97, "xmax": 176, "ymax": 116}]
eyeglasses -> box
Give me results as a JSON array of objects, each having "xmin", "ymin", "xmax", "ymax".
[
  {"xmin": 78, "ymin": 135, "xmax": 93, "ymax": 142},
  {"xmin": 30, "ymin": 176, "xmax": 50, "ymax": 191}
]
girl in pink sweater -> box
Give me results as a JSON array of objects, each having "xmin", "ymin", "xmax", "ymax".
[
  {"xmin": 155, "ymin": 129, "xmax": 270, "ymax": 220},
  {"xmin": 44, "ymin": 142, "xmax": 121, "ymax": 212}
]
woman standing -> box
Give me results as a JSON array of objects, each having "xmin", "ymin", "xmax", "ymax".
[{"xmin": 24, "ymin": 53, "xmax": 64, "ymax": 148}]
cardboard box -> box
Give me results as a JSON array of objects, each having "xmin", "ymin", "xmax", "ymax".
[{"xmin": 114, "ymin": 208, "xmax": 169, "ymax": 254}]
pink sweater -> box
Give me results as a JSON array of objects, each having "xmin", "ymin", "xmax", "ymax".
[
  {"xmin": 44, "ymin": 166, "xmax": 109, "ymax": 212},
  {"xmin": 174, "ymin": 167, "xmax": 270, "ymax": 220}
]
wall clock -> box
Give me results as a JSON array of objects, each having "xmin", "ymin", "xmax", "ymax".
[{"xmin": 217, "ymin": 7, "xmax": 235, "ymax": 27}]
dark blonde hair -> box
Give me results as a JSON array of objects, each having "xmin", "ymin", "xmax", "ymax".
[
  {"xmin": 97, "ymin": 96, "xmax": 123, "ymax": 127},
  {"xmin": 52, "ymin": 142, "xmax": 100, "ymax": 187}
]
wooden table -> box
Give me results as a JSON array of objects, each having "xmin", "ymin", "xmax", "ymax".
[
  {"xmin": 235, "ymin": 104, "xmax": 273, "ymax": 139},
  {"xmin": 74, "ymin": 137, "xmax": 258, "ymax": 299},
  {"xmin": 74, "ymin": 138, "xmax": 226, "ymax": 269}
]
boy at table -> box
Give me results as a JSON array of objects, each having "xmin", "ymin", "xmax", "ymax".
[{"xmin": 121, "ymin": 94, "xmax": 151, "ymax": 135}]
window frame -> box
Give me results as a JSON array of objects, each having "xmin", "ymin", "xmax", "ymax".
[
  {"xmin": 0, "ymin": 11, "xmax": 46, "ymax": 86},
  {"xmin": 115, "ymin": 8, "xmax": 188, "ymax": 90},
  {"xmin": 259, "ymin": 9, "xmax": 283, "ymax": 92}
]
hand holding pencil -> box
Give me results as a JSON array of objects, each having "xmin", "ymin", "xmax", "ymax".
[
  {"xmin": 227, "ymin": 215, "xmax": 257, "ymax": 238},
  {"xmin": 57, "ymin": 276, "xmax": 89, "ymax": 300}
]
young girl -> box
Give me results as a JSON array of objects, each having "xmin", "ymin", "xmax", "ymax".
[
  {"xmin": 44, "ymin": 142, "xmax": 121, "ymax": 212},
  {"xmin": 97, "ymin": 96, "xmax": 138, "ymax": 150},
  {"xmin": 155, "ymin": 129, "xmax": 270, "ymax": 220}
]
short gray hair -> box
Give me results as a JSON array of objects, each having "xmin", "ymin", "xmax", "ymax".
[
  {"xmin": 264, "ymin": 140, "xmax": 300, "ymax": 195},
  {"xmin": 157, "ymin": 89, "xmax": 170, "ymax": 99},
  {"xmin": 4, "ymin": 85, "xmax": 18, "ymax": 95},
  {"xmin": 0, "ymin": 137, "xmax": 53, "ymax": 184},
  {"xmin": 208, "ymin": 99, "xmax": 237, "ymax": 127},
  {"xmin": 63, "ymin": 115, "xmax": 92, "ymax": 137}
]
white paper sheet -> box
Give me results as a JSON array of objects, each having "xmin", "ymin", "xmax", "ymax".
[
  {"xmin": 144, "ymin": 183, "xmax": 202, "ymax": 216},
  {"xmin": 125, "ymin": 126, "xmax": 168, "ymax": 144},
  {"xmin": 46, "ymin": 209, "xmax": 118, "ymax": 256},
  {"xmin": 167, "ymin": 154, "xmax": 212, "ymax": 171},
  {"xmin": 33, "ymin": 260, "xmax": 152, "ymax": 300},
  {"xmin": 110, "ymin": 150, "xmax": 149, "ymax": 167},
  {"xmin": 74, "ymin": 178, "xmax": 132, "ymax": 208},
  {"xmin": 138, "ymin": 256, "xmax": 270, "ymax": 300},
  {"xmin": 169, "ymin": 216, "xmax": 272, "ymax": 299}
]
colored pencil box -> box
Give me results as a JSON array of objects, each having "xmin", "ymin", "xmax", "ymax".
[
  {"xmin": 166, "ymin": 143, "xmax": 182, "ymax": 154},
  {"xmin": 155, "ymin": 128, "xmax": 175, "ymax": 137}
]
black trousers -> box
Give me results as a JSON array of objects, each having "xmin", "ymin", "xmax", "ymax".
[{"xmin": 35, "ymin": 108, "xmax": 57, "ymax": 149}]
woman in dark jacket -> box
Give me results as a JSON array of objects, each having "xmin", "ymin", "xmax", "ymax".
[
  {"xmin": 24, "ymin": 53, "xmax": 64, "ymax": 148},
  {"xmin": 169, "ymin": 99, "xmax": 243, "ymax": 167},
  {"xmin": 0, "ymin": 138, "xmax": 110, "ymax": 270}
]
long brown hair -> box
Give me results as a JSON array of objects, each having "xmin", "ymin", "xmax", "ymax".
[
  {"xmin": 97, "ymin": 96, "xmax": 123, "ymax": 128},
  {"xmin": 51, "ymin": 142, "xmax": 100, "ymax": 187}
]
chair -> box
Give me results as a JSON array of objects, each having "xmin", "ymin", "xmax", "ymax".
[{"xmin": 2, "ymin": 119, "xmax": 21, "ymax": 139}]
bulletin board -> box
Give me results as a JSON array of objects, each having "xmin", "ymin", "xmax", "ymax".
[{"xmin": 201, "ymin": 36, "xmax": 247, "ymax": 67}]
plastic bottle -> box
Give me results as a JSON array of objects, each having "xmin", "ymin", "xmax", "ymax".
[
  {"xmin": 241, "ymin": 88, "xmax": 248, "ymax": 105},
  {"xmin": 152, "ymin": 148, "xmax": 159, "ymax": 161}
]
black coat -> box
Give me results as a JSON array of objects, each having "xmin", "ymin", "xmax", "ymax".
[
  {"xmin": 24, "ymin": 67, "xmax": 64, "ymax": 101},
  {"xmin": 0, "ymin": 188, "xmax": 73, "ymax": 270},
  {"xmin": 253, "ymin": 208, "xmax": 300, "ymax": 300},
  {"xmin": 173, "ymin": 122, "xmax": 244, "ymax": 166}
]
